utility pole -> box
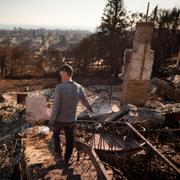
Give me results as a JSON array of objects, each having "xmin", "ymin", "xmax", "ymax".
[{"xmin": 146, "ymin": 2, "xmax": 150, "ymax": 21}]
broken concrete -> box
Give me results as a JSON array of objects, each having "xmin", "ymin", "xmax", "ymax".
[{"xmin": 25, "ymin": 96, "xmax": 52, "ymax": 124}]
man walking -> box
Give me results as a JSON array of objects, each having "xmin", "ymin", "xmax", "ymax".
[{"xmin": 50, "ymin": 64, "xmax": 93, "ymax": 164}]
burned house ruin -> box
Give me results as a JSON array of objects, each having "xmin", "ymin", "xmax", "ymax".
[{"xmin": 0, "ymin": 22, "xmax": 180, "ymax": 180}]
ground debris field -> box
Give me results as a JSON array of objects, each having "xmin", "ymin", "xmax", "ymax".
[
  {"xmin": 0, "ymin": 78, "xmax": 58, "ymax": 93},
  {"xmin": 0, "ymin": 77, "xmax": 180, "ymax": 180}
]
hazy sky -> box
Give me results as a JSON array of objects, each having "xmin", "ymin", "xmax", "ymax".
[{"xmin": 0, "ymin": 0, "xmax": 179, "ymax": 30}]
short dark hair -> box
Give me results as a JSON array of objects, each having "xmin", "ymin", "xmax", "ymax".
[{"xmin": 60, "ymin": 64, "xmax": 73, "ymax": 76}]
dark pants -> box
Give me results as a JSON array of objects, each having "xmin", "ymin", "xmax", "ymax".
[{"xmin": 53, "ymin": 121, "xmax": 75, "ymax": 160}]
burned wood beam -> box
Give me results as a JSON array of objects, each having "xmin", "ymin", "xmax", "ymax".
[
  {"xmin": 74, "ymin": 141, "xmax": 110, "ymax": 180},
  {"xmin": 104, "ymin": 110, "xmax": 130, "ymax": 122},
  {"xmin": 125, "ymin": 122, "xmax": 180, "ymax": 174},
  {"xmin": 156, "ymin": 128, "xmax": 180, "ymax": 133}
]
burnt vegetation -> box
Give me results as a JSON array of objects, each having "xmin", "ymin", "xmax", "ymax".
[{"xmin": 0, "ymin": 0, "xmax": 179, "ymax": 80}]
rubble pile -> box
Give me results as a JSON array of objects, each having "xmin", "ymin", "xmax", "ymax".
[
  {"xmin": 0, "ymin": 104, "xmax": 24, "ymax": 122},
  {"xmin": 95, "ymin": 100, "xmax": 180, "ymax": 179},
  {"xmin": 0, "ymin": 84, "xmax": 179, "ymax": 179},
  {"xmin": 0, "ymin": 98, "xmax": 27, "ymax": 179}
]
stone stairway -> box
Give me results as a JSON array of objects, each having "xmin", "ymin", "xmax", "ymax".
[{"xmin": 20, "ymin": 126, "xmax": 111, "ymax": 179}]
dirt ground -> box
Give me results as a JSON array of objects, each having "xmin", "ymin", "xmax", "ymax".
[
  {"xmin": 0, "ymin": 75, "xmax": 115, "ymax": 94},
  {"xmin": 0, "ymin": 78, "xmax": 59, "ymax": 93}
]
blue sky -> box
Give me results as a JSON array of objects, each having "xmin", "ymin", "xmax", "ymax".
[{"xmin": 0, "ymin": 0, "xmax": 179, "ymax": 31}]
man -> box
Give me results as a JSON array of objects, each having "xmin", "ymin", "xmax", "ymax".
[{"xmin": 49, "ymin": 64, "xmax": 93, "ymax": 164}]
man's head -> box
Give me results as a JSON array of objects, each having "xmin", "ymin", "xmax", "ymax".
[{"xmin": 59, "ymin": 64, "xmax": 73, "ymax": 81}]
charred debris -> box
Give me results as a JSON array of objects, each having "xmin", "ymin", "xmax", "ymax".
[
  {"xmin": 0, "ymin": 81, "xmax": 179, "ymax": 179},
  {"xmin": 0, "ymin": 22, "xmax": 180, "ymax": 179}
]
